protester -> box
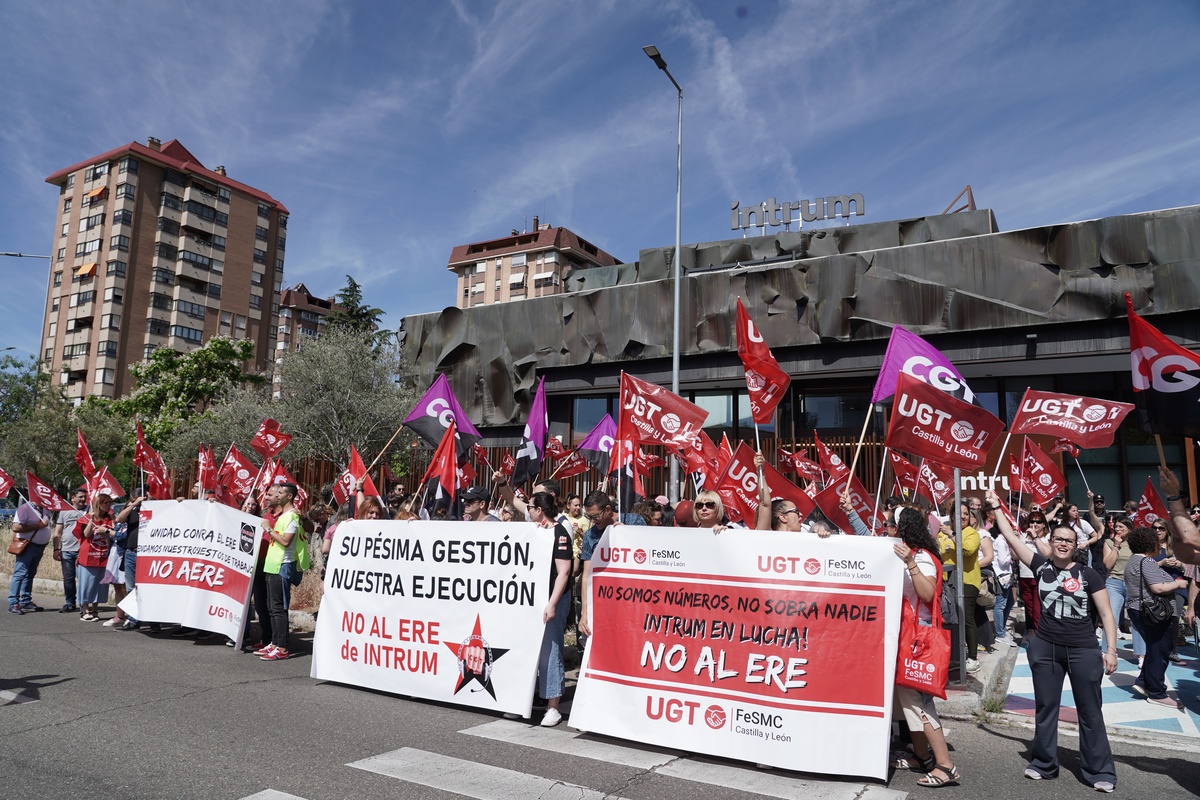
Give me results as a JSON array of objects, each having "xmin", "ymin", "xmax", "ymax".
[
  {"xmin": 891, "ymin": 507, "xmax": 959, "ymax": 788},
  {"xmin": 8, "ymin": 499, "xmax": 51, "ymax": 614},
  {"xmin": 988, "ymin": 489, "xmax": 1117, "ymax": 792},
  {"xmin": 1159, "ymin": 467, "xmax": 1200, "ymax": 565},
  {"xmin": 941, "ymin": 502, "xmax": 983, "ymax": 673},
  {"xmin": 1125, "ymin": 526, "xmax": 1187, "ymax": 709},
  {"xmin": 1059, "ymin": 502, "xmax": 1097, "ymax": 549},
  {"xmin": 673, "ymin": 499, "xmax": 695, "ymax": 528},
  {"xmin": 1098, "ymin": 515, "xmax": 1137, "ymax": 657},
  {"xmin": 115, "ymin": 496, "xmax": 144, "ymax": 631},
  {"xmin": 693, "ymin": 489, "xmax": 733, "ymax": 533},
  {"xmin": 77, "ymin": 493, "xmax": 115, "ymax": 622},
  {"xmin": 526, "ymin": 492, "xmax": 573, "ymax": 726},
  {"xmin": 770, "ymin": 498, "xmax": 804, "ymax": 532},
  {"xmin": 1150, "ymin": 520, "xmax": 1187, "ymax": 666},
  {"xmin": 103, "ymin": 503, "xmax": 130, "ymax": 629},
  {"xmin": 1016, "ymin": 512, "xmax": 1051, "ymax": 633},
  {"xmin": 52, "ymin": 488, "xmax": 88, "ymax": 613},
  {"xmin": 989, "ymin": 522, "xmax": 1016, "ymax": 646},
  {"xmin": 498, "ymin": 502, "xmax": 515, "ymax": 521},
  {"xmin": 576, "ymin": 491, "xmax": 645, "ymax": 639},
  {"xmin": 258, "ymin": 482, "xmax": 303, "ymax": 661},
  {"xmin": 356, "ymin": 495, "xmax": 386, "ymax": 520},
  {"xmin": 838, "ymin": 491, "xmax": 878, "ymax": 537},
  {"xmin": 461, "ymin": 486, "xmax": 499, "ymax": 522}
]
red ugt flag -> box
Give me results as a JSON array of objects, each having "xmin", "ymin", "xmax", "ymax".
[
  {"xmin": 735, "ymin": 298, "xmax": 791, "ymax": 424},
  {"xmin": 0, "ymin": 466, "xmax": 13, "ymax": 498},
  {"xmin": 714, "ymin": 443, "xmax": 815, "ymax": 525},
  {"xmin": 197, "ymin": 445, "xmax": 217, "ymax": 492},
  {"xmin": 25, "ymin": 472, "xmax": 73, "ymax": 512},
  {"xmin": 618, "ymin": 372, "xmax": 709, "ymax": 450},
  {"xmin": 76, "ymin": 428, "xmax": 97, "ymax": 481},
  {"xmin": 813, "ymin": 431, "xmax": 849, "ymax": 480},
  {"xmin": 886, "ymin": 373, "xmax": 1005, "ymax": 471},
  {"xmin": 1131, "ymin": 477, "xmax": 1170, "ymax": 528},
  {"xmin": 87, "ymin": 466, "xmax": 125, "ymax": 506},
  {"xmin": 1050, "ymin": 438, "xmax": 1081, "ymax": 458},
  {"xmin": 250, "ymin": 418, "xmax": 292, "ymax": 459},
  {"xmin": 888, "ymin": 451, "xmax": 922, "ymax": 499},
  {"xmin": 217, "ymin": 445, "xmax": 258, "ymax": 499},
  {"xmin": 1010, "ymin": 389, "xmax": 1133, "ymax": 449},
  {"xmin": 1020, "ymin": 438, "xmax": 1066, "ymax": 506},
  {"xmin": 332, "ymin": 445, "xmax": 380, "ymax": 507}
]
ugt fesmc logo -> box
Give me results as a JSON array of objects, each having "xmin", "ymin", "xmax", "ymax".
[{"xmin": 646, "ymin": 695, "xmax": 726, "ymax": 729}]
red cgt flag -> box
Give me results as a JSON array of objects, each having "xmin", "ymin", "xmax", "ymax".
[
  {"xmin": 76, "ymin": 428, "xmax": 97, "ymax": 481},
  {"xmin": 1131, "ymin": 477, "xmax": 1170, "ymax": 528},
  {"xmin": 250, "ymin": 418, "xmax": 293, "ymax": 459},
  {"xmin": 1010, "ymin": 389, "xmax": 1133, "ymax": 450},
  {"xmin": 1020, "ymin": 438, "xmax": 1067, "ymax": 506},
  {"xmin": 886, "ymin": 373, "xmax": 1005, "ymax": 471},
  {"xmin": 735, "ymin": 298, "xmax": 791, "ymax": 424},
  {"xmin": 25, "ymin": 471, "xmax": 73, "ymax": 512},
  {"xmin": 618, "ymin": 372, "xmax": 709, "ymax": 451}
]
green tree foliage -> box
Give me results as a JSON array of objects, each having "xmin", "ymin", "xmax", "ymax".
[
  {"xmin": 113, "ymin": 337, "xmax": 263, "ymax": 444},
  {"xmin": 161, "ymin": 385, "xmax": 272, "ymax": 470},
  {"xmin": 0, "ymin": 354, "xmax": 46, "ymax": 427},
  {"xmin": 324, "ymin": 275, "xmax": 389, "ymax": 347}
]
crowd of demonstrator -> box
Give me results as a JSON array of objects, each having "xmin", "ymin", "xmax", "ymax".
[{"xmin": 8, "ymin": 463, "xmax": 1200, "ymax": 792}]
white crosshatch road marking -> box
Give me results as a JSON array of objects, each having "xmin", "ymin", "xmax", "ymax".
[{"xmin": 0, "ymin": 688, "xmax": 38, "ymax": 705}]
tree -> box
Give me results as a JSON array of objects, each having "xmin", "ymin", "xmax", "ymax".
[
  {"xmin": 274, "ymin": 328, "xmax": 416, "ymax": 465},
  {"xmin": 112, "ymin": 337, "xmax": 264, "ymax": 445},
  {"xmin": 324, "ymin": 275, "xmax": 388, "ymax": 347},
  {"xmin": 160, "ymin": 384, "xmax": 272, "ymax": 470},
  {"xmin": 0, "ymin": 354, "xmax": 48, "ymax": 428}
]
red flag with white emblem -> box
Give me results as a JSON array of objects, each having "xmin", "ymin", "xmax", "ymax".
[
  {"xmin": 76, "ymin": 428, "xmax": 97, "ymax": 481},
  {"xmin": 735, "ymin": 298, "xmax": 792, "ymax": 424},
  {"xmin": 25, "ymin": 472, "xmax": 72, "ymax": 512},
  {"xmin": 886, "ymin": 373, "xmax": 1005, "ymax": 471},
  {"xmin": 1020, "ymin": 438, "xmax": 1067, "ymax": 506},
  {"xmin": 1131, "ymin": 477, "xmax": 1170, "ymax": 528},
  {"xmin": 618, "ymin": 372, "xmax": 709, "ymax": 450},
  {"xmin": 814, "ymin": 431, "xmax": 849, "ymax": 480},
  {"xmin": 250, "ymin": 418, "xmax": 293, "ymax": 459},
  {"xmin": 1010, "ymin": 389, "xmax": 1133, "ymax": 449}
]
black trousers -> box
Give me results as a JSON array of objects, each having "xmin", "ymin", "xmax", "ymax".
[
  {"xmin": 264, "ymin": 573, "xmax": 288, "ymax": 649},
  {"xmin": 1026, "ymin": 635, "xmax": 1115, "ymax": 786}
]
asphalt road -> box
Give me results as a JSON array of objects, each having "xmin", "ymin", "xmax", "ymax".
[{"xmin": 2, "ymin": 592, "xmax": 1199, "ymax": 800}]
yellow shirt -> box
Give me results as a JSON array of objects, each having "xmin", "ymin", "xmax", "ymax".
[{"xmin": 939, "ymin": 525, "xmax": 982, "ymax": 589}]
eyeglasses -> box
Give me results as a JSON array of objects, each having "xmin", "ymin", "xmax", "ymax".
[
  {"xmin": 585, "ymin": 510, "xmax": 607, "ymax": 521},
  {"xmin": 1050, "ymin": 537, "xmax": 1076, "ymax": 546},
  {"xmin": 695, "ymin": 501, "xmax": 718, "ymax": 510},
  {"xmin": 1153, "ymin": 525, "xmax": 1167, "ymax": 532},
  {"xmin": 778, "ymin": 508, "xmax": 799, "ymax": 517},
  {"xmin": 1029, "ymin": 520, "xmax": 1046, "ymax": 525}
]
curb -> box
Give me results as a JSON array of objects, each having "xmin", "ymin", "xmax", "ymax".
[{"xmin": 2, "ymin": 571, "xmax": 318, "ymax": 632}]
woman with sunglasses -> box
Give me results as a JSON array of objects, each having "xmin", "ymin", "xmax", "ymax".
[
  {"xmin": 692, "ymin": 490, "xmax": 733, "ymax": 532},
  {"xmin": 1098, "ymin": 516, "xmax": 1140, "ymax": 659},
  {"xmin": 1015, "ymin": 512, "xmax": 1051, "ymax": 633},
  {"xmin": 1150, "ymin": 520, "xmax": 1187, "ymax": 666},
  {"xmin": 77, "ymin": 493, "xmax": 116, "ymax": 622},
  {"xmin": 987, "ymin": 489, "xmax": 1117, "ymax": 792}
]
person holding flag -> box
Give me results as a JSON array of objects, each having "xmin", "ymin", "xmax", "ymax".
[{"xmin": 77, "ymin": 493, "xmax": 116, "ymax": 622}]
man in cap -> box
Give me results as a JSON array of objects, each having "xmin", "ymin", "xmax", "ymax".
[{"xmin": 462, "ymin": 486, "xmax": 500, "ymax": 522}]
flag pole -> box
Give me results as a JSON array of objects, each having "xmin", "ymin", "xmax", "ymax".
[
  {"xmin": 953, "ymin": 467, "xmax": 967, "ymax": 686},
  {"xmin": 911, "ymin": 458, "xmax": 925, "ymax": 505},
  {"xmin": 991, "ymin": 430, "xmax": 1015, "ymax": 485},
  {"xmin": 872, "ymin": 446, "xmax": 889, "ymax": 532},
  {"xmin": 1154, "ymin": 434, "xmax": 1167, "ymax": 470},
  {"xmin": 845, "ymin": 407, "xmax": 875, "ymax": 484},
  {"xmin": 1073, "ymin": 455, "xmax": 1092, "ymax": 494}
]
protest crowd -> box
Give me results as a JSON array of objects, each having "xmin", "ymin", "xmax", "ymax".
[{"xmin": 6, "ymin": 294, "xmax": 1200, "ymax": 793}]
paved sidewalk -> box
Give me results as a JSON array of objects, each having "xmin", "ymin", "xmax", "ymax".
[{"xmin": 1005, "ymin": 634, "xmax": 1200, "ymax": 739}]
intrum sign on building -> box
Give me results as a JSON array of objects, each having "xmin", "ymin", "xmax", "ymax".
[{"xmin": 730, "ymin": 193, "xmax": 865, "ymax": 231}]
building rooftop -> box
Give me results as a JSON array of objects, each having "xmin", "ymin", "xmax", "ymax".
[
  {"xmin": 447, "ymin": 224, "xmax": 622, "ymax": 270},
  {"xmin": 45, "ymin": 138, "xmax": 289, "ymax": 214}
]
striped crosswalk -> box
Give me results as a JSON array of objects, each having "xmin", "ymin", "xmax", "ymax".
[
  {"xmin": 0, "ymin": 688, "xmax": 38, "ymax": 706},
  {"xmin": 243, "ymin": 716, "xmax": 907, "ymax": 800}
]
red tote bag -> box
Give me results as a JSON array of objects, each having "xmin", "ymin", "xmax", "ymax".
[{"xmin": 895, "ymin": 549, "xmax": 950, "ymax": 700}]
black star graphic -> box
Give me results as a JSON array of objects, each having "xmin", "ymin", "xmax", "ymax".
[{"xmin": 444, "ymin": 614, "xmax": 509, "ymax": 699}]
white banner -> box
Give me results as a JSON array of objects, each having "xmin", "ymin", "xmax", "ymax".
[
  {"xmin": 131, "ymin": 500, "xmax": 261, "ymax": 644},
  {"xmin": 311, "ymin": 521, "xmax": 552, "ymax": 716},
  {"xmin": 569, "ymin": 528, "xmax": 903, "ymax": 780}
]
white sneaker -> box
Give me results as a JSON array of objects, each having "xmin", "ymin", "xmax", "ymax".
[
  {"xmin": 102, "ymin": 618, "xmax": 119, "ymax": 627},
  {"xmin": 965, "ymin": 658, "xmax": 981, "ymax": 674},
  {"xmin": 1024, "ymin": 767, "xmax": 1043, "ymax": 780},
  {"xmin": 540, "ymin": 707, "xmax": 563, "ymax": 727}
]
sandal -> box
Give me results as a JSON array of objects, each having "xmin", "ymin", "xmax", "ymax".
[
  {"xmin": 917, "ymin": 764, "xmax": 960, "ymax": 788},
  {"xmin": 895, "ymin": 752, "xmax": 936, "ymax": 772}
]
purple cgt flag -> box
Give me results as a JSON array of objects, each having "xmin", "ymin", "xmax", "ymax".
[
  {"xmin": 403, "ymin": 374, "xmax": 482, "ymax": 458},
  {"xmin": 577, "ymin": 414, "xmax": 617, "ymax": 475},
  {"xmin": 510, "ymin": 377, "xmax": 549, "ymax": 486},
  {"xmin": 871, "ymin": 325, "xmax": 976, "ymax": 405}
]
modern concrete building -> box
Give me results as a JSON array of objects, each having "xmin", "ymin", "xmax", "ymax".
[
  {"xmin": 448, "ymin": 217, "xmax": 622, "ymax": 308},
  {"xmin": 42, "ymin": 138, "xmax": 288, "ymax": 402}
]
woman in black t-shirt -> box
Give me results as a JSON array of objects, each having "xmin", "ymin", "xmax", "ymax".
[
  {"xmin": 527, "ymin": 492, "xmax": 574, "ymax": 728},
  {"xmin": 988, "ymin": 490, "xmax": 1118, "ymax": 793}
]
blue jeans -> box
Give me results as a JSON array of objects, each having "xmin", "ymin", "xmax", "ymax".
[
  {"xmin": 537, "ymin": 592, "xmax": 572, "ymax": 700},
  {"xmin": 124, "ymin": 551, "xmax": 138, "ymax": 623},
  {"xmin": 8, "ymin": 542, "xmax": 46, "ymax": 607},
  {"xmin": 994, "ymin": 580, "xmax": 1013, "ymax": 638},
  {"xmin": 60, "ymin": 551, "xmax": 78, "ymax": 607},
  {"xmin": 1101, "ymin": 577, "xmax": 1144, "ymax": 656}
]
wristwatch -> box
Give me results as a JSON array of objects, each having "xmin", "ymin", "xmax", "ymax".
[{"xmin": 1166, "ymin": 495, "xmax": 1182, "ymax": 502}]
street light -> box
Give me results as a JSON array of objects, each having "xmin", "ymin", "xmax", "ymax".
[{"xmin": 643, "ymin": 44, "xmax": 683, "ymax": 503}]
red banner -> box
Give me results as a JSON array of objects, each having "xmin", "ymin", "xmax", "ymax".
[
  {"xmin": 136, "ymin": 555, "xmax": 251, "ymax": 606},
  {"xmin": 888, "ymin": 451, "xmax": 921, "ymax": 499},
  {"xmin": 714, "ymin": 443, "xmax": 816, "ymax": 524},
  {"xmin": 25, "ymin": 471, "xmax": 72, "ymax": 512},
  {"xmin": 1010, "ymin": 389, "xmax": 1133, "ymax": 449},
  {"xmin": 76, "ymin": 428, "xmax": 96, "ymax": 481},
  {"xmin": 814, "ymin": 472, "xmax": 886, "ymax": 534},
  {"xmin": 735, "ymin": 298, "xmax": 791, "ymax": 424},
  {"xmin": 619, "ymin": 372, "xmax": 709, "ymax": 450},
  {"xmin": 916, "ymin": 461, "xmax": 956, "ymax": 506},
  {"xmin": 1020, "ymin": 438, "xmax": 1066, "ymax": 505},
  {"xmin": 886, "ymin": 373, "xmax": 1005, "ymax": 471},
  {"xmin": 1132, "ymin": 477, "xmax": 1170, "ymax": 528}
]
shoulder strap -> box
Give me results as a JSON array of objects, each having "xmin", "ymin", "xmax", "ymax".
[{"xmin": 915, "ymin": 548, "xmax": 945, "ymax": 629}]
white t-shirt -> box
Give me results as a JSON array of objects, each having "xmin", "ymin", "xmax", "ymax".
[
  {"xmin": 1068, "ymin": 518, "xmax": 1094, "ymax": 547},
  {"xmin": 903, "ymin": 550, "xmax": 939, "ymax": 625}
]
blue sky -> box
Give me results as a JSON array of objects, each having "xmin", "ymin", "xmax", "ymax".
[{"xmin": 1, "ymin": 0, "xmax": 1198, "ymax": 360}]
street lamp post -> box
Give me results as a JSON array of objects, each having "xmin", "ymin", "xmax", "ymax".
[{"xmin": 643, "ymin": 44, "xmax": 684, "ymax": 503}]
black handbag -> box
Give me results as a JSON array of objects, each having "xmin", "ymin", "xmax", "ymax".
[{"xmin": 1137, "ymin": 556, "xmax": 1174, "ymax": 625}]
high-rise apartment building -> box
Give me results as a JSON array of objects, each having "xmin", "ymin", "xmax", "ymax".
[
  {"xmin": 272, "ymin": 283, "xmax": 339, "ymax": 398},
  {"xmin": 448, "ymin": 218, "xmax": 621, "ymax": 309},
  {"xmin": 42, "ymin": 137, "xmax": 288, "ymax": 402}
]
